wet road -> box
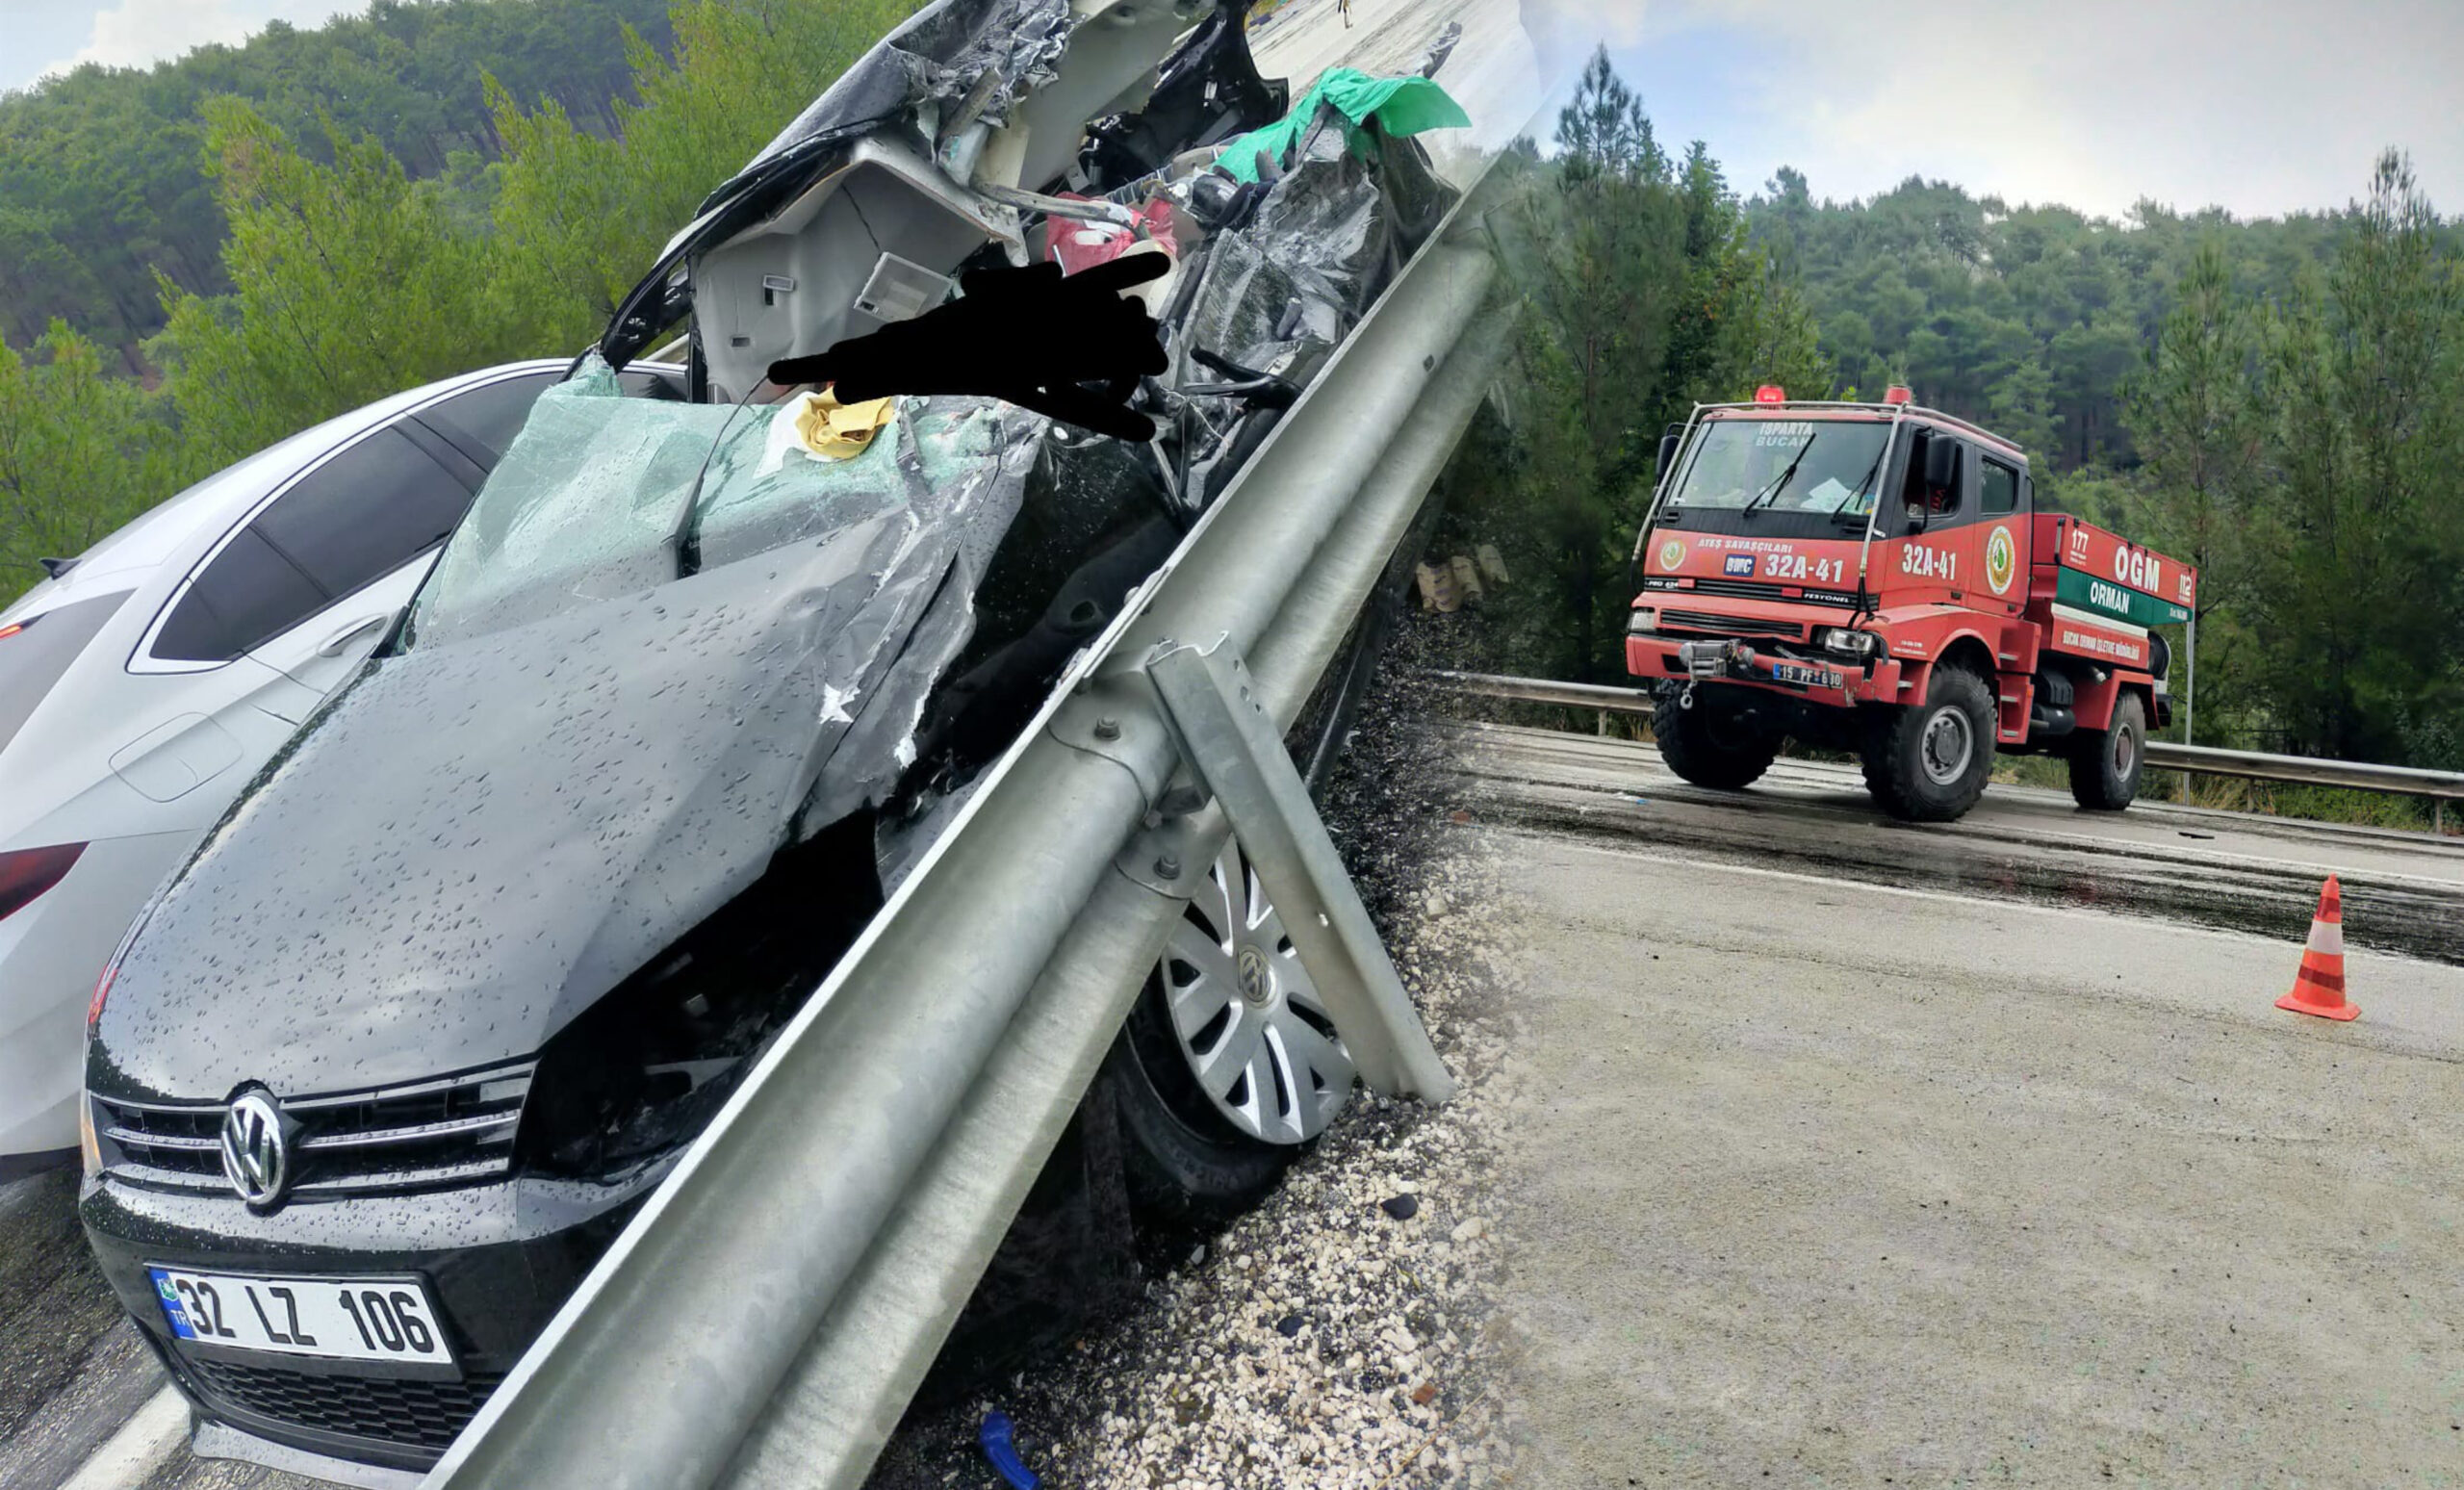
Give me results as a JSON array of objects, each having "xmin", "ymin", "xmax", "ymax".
[
  {"xmin": 0, "ymin": 1173, "xmax": 322, "ymax": 1490},
  {"xmin": 1454, "ymin": 722, "xmax": 2464, "ymax": 1486},
  {"xmin": 1445, "ymin": 721, "xmax": 2464, "ymax": 962}
]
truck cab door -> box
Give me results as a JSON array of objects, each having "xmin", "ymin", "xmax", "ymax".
[
  {"xmin": 1971, "ymin": 453, "xmax": 2030, "ymax": 619},
  {"xmin": 1875, "ymin": 430, "xmax": 1971, "ymax": 609}
]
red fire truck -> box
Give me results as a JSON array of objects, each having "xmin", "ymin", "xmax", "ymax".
[{"xmin": 1625, "ymin": 387, "xmax": 2196, "ymax": 822}]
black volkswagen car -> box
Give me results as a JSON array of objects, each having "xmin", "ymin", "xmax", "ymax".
[{"xmin": 79, "ymin": 0, "xmax": 1468, "ymax": 1477}]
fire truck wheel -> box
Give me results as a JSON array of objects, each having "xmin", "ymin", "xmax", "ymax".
[
  {"xmin": 2068, "ymin": 690, "xmax": 2146, "ymax": 811},
  {"xmin": 1862, "ymin": 664, "xmax": 1995, "ymax": 822},
  {"xmin": 1653, "ymin": 688, "xmax": 1779, "ymax": 790}
]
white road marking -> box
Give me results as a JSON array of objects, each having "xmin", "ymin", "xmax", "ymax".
[
  {"xmin": 60, "ymin": 1385, "xmax": 187, "ymax": 1490},
  {"xmin": 1502, "ymin": 829, "xmax": 2382, "ymax": 955}
]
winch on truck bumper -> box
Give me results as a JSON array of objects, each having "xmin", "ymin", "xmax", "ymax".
[{"xmin": 1641, "ymin": 632, "xmax": 1895, "ymax": 705}]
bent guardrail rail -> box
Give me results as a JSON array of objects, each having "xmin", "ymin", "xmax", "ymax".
[
  {"xmin": 1431, "ymin": 671, "xmax": 2464, "ymax": 830},
  {"xmin": 421, "ymin": 184, "xmax": 1515, "ymax": 1490}
]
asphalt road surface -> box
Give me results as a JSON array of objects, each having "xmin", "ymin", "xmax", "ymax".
[{"xmin": 1453, "ymin": 722, "xmax": 2464, "ymax": 1486}]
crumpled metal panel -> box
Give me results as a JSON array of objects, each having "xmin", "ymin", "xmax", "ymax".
[
  {"xmin": 735, "ymin": 0, "xmax": 1079, "ymax": 186},
  {"xmin": 90, "ymin": 382, "xmax": 1044, "ymax": 1102}
]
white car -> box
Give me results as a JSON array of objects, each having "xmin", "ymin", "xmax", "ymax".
[{"xmin": 0, "ymin": 358, "xmax": 674, "ymax": 1169}]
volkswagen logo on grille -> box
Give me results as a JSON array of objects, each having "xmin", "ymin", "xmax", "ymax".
[{"xmin": 219, "ymin": 1087, "xmax": 292, "ymax": 1208}]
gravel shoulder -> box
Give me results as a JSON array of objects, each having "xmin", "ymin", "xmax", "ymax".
[{"xmin": 867, "ymin": 629, "xmax": 1527, "ymax": 1490}]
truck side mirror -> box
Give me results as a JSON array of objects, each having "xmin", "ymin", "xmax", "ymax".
[
  {"xmin": 1656, "ymin": 428, "xmax": 1681, "ymax": 479},
  {"xmin": 1923, "ymin": 434, "xmax": 1960, "ymax": 491},
  {"xmin": 1906, "ymin": 434, "xmax": 1957, "ymax": 532}
]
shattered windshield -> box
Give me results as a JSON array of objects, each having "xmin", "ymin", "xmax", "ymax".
[
  {"xmin": 404, "ymin": 357, "xmax": 1019, "ymax": 649},
  {"xmin": 1672, "ymin": 420, "xmax": 1893, "ymax": 519}
]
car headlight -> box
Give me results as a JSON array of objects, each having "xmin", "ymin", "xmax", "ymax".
[
  {"xmin": 1628, "ymin": 608, "xmax": 1657, "ymax": 635},
  {"xmin": 1819, "ymin": 628, "xmax": 1880, "ymax": 657},
  {"xmin": 516, "ymin": 1044, "xmax": 742, "ymax": 1179}
]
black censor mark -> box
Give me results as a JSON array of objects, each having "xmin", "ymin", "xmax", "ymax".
[{"xmin": 768, "ymin": 255, "xmax": 1170, "ymax": 441}]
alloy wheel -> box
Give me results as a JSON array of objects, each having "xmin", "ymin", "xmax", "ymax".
[{"xmin": 1157, "ymin": 839, "xmax": 1354, "ymax": 1144}]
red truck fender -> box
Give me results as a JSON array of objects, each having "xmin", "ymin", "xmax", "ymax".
[{"xmin": 1867, "ymin": 604, "xmax": 2004, "ymax": 686}]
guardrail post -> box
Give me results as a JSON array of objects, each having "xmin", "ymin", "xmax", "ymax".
[{"xmin": 1146, "ymin": 639, "xmax": 1455, "ymax": 1101}]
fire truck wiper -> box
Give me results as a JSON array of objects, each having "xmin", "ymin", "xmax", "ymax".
[
  {"xmin": 1829, "ymin": 444, "xmax": 1890, "ymax": 526},
  {"xmin": 1742, "ymin": 434, "xmax": 1816, "ymax": 517}
]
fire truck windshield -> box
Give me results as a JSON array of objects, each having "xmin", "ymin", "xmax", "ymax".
[{"xmin": 1669, "ymin": 420, "xmax": 1892, "ymax": 521}]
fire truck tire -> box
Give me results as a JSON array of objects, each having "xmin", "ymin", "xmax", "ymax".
[
  {"xmin": 1653, "ymin": 688, "xmax": 1779, "ymax": 790},
  {"xmin": 2067, "ymin": 691, "xmax": 2145, "ymax": 810},
  {"xmin": 1862, "ymin": 664, "xmax": 1995, "ymax": 822}
]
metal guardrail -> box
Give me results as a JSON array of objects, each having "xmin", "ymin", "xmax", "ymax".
[
  {"xmin": 421, "ymin": 189, "xmax": 1513, "ymax": 1489},
  {"xmin": 1430, "ymin": 671, "xmax": 2464, "ymax": 827},
  {"xmin": 2137, "ymin": 739, "xmax": 2464, "ymax": 804}
]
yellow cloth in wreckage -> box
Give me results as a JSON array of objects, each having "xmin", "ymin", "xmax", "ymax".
[{"xmin": 789, "ymin": 388, "xmax": 898, "ymax": 460}]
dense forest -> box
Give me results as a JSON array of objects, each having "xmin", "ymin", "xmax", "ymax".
[
  {"xmin": 1438, "ymin": 51, "xmax": 2462, "ymax": 783},
  {"xmin": 1, "ymin": 0, "xmax": 910, "ymax": 601},
  {"xmin": 1730, "ymin": 157, "xmax": 2462, "ymax": 767},
  {"xmin": 0, "ymin": 0, "xmax": 677, "ymax": 357},
  {"xmin": 1, "ymin": 7, "xmax": 2458, "ymax": 784}
]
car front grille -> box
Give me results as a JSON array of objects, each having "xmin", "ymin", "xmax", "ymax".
[
  {"xmin": 181, "ymin": 1355, "xmax": 503, "ymax": 1451},
  {"xmin": 92, "ymin": 1061, "xmax": 532, "ymax": 1199},
  {"xmin": 1657, "ymin": 610, "xmax": 1807, "ymax": 641}
]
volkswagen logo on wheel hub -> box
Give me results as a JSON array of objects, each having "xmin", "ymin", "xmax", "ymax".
[
  {"xmin": 1236, "ymin": 944, "xmax": 1275, "ymax": 1005},
  {"xmin": 220, "ymin": 1087, "xmax": 292, "ymax": 1208}
]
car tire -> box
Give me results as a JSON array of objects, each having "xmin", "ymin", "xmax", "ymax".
[
  {"xmin": 1098, "ymin": 971, "xmax": 1302, "ymax": 1223},
  {"xmin": 1093, "ymin": 571, "xmax": 1401, "ymax": 1219},
  {"xmin": 1653, "ymin": 686, "xmax": 1781, "ymax": 790},
  {"xmin": 1864, "ymin": 664, "xmax": 1995, "ymax": 822},
  {"xmin": 2067, "ymin": 691, "xmax": 2145, "ymax": 811}
]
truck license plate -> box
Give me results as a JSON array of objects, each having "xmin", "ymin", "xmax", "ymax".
[{"xmin": 1771, "ymin": 662, "xmax": 1842, "ymax": 689}]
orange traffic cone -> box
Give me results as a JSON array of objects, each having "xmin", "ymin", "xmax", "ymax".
[{"xmin": 2276, "ymin": 876, "xmax": 2358, "ymax": 1021}]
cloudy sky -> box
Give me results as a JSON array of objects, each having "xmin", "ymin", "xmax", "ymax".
[
  {"xmin": 2, "ymin": 0, "xmax": 2457, "ymax": 220},
  {"xmin": 1528, "ymin": 0, "xmax": 2463, "ymax": 218},
  {"xmin": 0, "ymin": 0, "xmax": 361, "ymax": 89}
]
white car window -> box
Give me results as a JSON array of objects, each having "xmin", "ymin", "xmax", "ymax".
[{"xmin": 153, "ymin": 429, "xmax": 475, "ymax": 664}]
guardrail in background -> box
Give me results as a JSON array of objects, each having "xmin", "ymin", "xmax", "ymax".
[
  {"xmin": 1430, "ymin": 670, "xmax": 2464, "ymax": 834},
  {"xmin": 421, "ymin": 183, "xmax": 1514, "ymax": 1490}
]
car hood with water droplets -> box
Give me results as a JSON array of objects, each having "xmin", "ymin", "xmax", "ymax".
[{"xmin": 88, "ymin": 480, "xmax": 1026, "ymax": 1104}]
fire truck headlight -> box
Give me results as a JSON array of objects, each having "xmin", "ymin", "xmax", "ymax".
[
  {"xmin": 1819, "ymin": 628, "xmax": 1880, "ymax": 657},
  {"xmin": 1628, "ymin": 608, "xmax": 1657, "ymax": 635}
]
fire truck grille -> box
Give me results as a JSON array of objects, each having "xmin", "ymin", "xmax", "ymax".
[{"xmin": 1657, "ymin": 610, "xmax": 1807, "ymax": 641}]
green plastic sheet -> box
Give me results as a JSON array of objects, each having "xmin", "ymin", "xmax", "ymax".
[{"xmin": 1214, "ymin": 67, "xmax": 1470, "ymax": 185}]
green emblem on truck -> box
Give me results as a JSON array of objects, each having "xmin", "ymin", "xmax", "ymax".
[{"xmin": 1985, "ymin": 527, "xmax": 2016, "ymax": 595}]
